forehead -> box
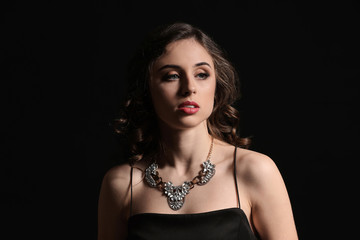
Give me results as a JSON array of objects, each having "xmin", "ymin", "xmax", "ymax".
[{"xmin": 154, "ymin": 38, "xmax": 214, "ymax": 68}]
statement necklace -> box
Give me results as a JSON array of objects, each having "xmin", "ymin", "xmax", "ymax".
[{"xmin": 145, "ymin": 138, "xmax": 215, "ymax": 211}]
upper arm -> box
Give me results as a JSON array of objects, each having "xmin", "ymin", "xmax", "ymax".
[
  {"xmin": 239, "ymin": 152, "xmax": 298, "ymax": 240},
  {"xmin": 98, "ymin": 165, "xmax": 131, "ymax": 240}
]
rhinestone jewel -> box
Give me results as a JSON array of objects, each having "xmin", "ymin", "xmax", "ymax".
[
  {"xmin": 144, "ymin": 159, "xmax": 215, "ymax": 210},
  {"xmin": 145, "ymin": 163, "xmax": 158, "ymax": 187},
  {"xmin": 164, "ymin": 181, "xmax": 191, "ymax": 210},
  {"xmin": 198, "ymin": 160, "xmax": 216, "ymax": 185},
  {"xmin": 144, "ymin": 137, "xmax": 215, "ymax": 211}
]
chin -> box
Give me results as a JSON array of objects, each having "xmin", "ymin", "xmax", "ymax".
[{"xmin": 159, "ymin": 114, "xmax": 210, "ymax": 131}]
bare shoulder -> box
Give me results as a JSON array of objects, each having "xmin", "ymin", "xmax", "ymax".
[
  {"xmin": 235, "ymin": 148, "xmax": 298, "ymax": 239},
  {"xmin": 101, "ymin": 161, "xmax": 146, "ymax": 197},
  {"xmin": 98, "ymin": 163, "xmax": 136, "ymax": 239},
  {"xmin": 213, "ymin": 140, "xmax": 279, "ymax": 183},
  {"xmin": 216, "ymin": 144, "xmax": 297, "ymax": 239},
  {"xmin": 100, "ymin": 164, "xmax": 133, "ymax": 204},
  {"xmin": 235, "ymin": 148, "xmax": 282, "ymax": 189},
  {"xmin": 103, "ymin": 164, "xmax": 131, "ymax": 187}
]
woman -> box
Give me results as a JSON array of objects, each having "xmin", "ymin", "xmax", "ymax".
[{"xmin": 98, "ymin": 22, "xmax": 298, "ymax": 240}]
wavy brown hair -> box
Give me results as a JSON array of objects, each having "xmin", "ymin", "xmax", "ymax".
[{"xmin": 113, "ymin": 22, "xmax": 250, "ymax": 164}]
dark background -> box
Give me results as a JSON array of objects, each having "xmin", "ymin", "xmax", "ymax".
[{"xmin": 3, "ymin": 1, "xmax": 359, "ymax": 239}]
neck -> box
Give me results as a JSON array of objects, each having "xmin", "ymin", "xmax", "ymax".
[{"xmin": 157, "ymin": 122, "xmax": 213, "ymax": 176}]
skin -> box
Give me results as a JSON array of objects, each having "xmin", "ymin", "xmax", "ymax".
[{"xmin": 98, "ymin": 38, "xmax": 298, "ymax": 240}]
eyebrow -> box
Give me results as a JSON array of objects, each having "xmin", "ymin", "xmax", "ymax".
[{"xmin": 157, "ymin": 62, "xmax": 211, "ymax": 72}]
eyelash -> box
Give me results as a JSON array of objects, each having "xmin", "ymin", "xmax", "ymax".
[
  {"xmin": 165, "ymin": 74, "xmax": 180, "ymax": 81},
  {"xmin": 163, "ymin": 72, "xmax": 210, "ymax": 81},
  {"xmin": 196, "ymin": 73, "xmax": 209, "ymax": 80}
]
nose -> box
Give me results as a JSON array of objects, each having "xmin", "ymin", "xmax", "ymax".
[{"xmin": 180, "ymin": 74, "xmax": 196, "ymax": 97}]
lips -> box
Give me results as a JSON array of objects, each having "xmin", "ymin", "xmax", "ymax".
[{"xmin": 178, "ymin": 101, "xmax": 200, "ymax": 114}]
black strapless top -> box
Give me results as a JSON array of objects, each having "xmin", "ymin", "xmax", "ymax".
[{"xmin": 126, "ymin": 147, "xmax": 258, "ymax": 240}]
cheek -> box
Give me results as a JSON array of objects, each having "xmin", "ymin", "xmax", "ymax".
[
  {"xmin": 149, "ymin": 84, "xmax": 177, "ymax": 114},
  {"xmin": 151, "ymin": 84, "xmax": 174, "ymax": 102},
  {"xmin": 200, "ymin": 81, "xmax": 216, "ymax": 114},
  {"xmin": 204, "ymin": 79, "xmax": 216, "ymax": 100},
  {"xmin": 206, "ymin": 91, "xmax": 216, "ymax": 113}
]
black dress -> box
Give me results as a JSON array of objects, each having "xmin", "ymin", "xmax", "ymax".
[{"xmin": 127, "ymin": 147, "xmax": 258, "ymax": 240}]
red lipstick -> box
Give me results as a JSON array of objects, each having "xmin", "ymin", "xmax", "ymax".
[{"xmin": 178, "ymin": 101, "xmax": 200, "ymax": 114}]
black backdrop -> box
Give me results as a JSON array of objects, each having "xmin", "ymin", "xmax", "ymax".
[{"xmin": 3, "ymin": 1, "xmax": 359, "ymax": 239}]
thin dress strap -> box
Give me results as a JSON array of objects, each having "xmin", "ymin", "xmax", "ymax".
[
  {"xmin": 233, "ymin": 146, "xmax": 241, "ymax": 209},
  {"xmin": 130, "ymin": 166, "xmax": 134, "ymax": 217}
]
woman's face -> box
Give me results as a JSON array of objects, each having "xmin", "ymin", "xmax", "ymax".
[{"xmin": 149, "ymin": 38, "xmax": 216, "ymax": 130}]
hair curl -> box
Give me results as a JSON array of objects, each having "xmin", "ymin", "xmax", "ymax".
[{"xmin": 113, "ymin": 22, "xmax": 250, "ymax": 164}]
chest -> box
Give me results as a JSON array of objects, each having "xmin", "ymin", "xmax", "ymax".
[{"xmin": 131, "ymin": 164, "xmax": 241, "ymax": 215}]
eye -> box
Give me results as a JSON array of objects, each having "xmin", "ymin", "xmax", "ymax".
[
  {"xmin": 163, "ymin": 73, "xmax": 180, "ymax": 81},
  {"xmin": 196, "ymin": 72, "xmax": 210, "ymax": 80}
]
